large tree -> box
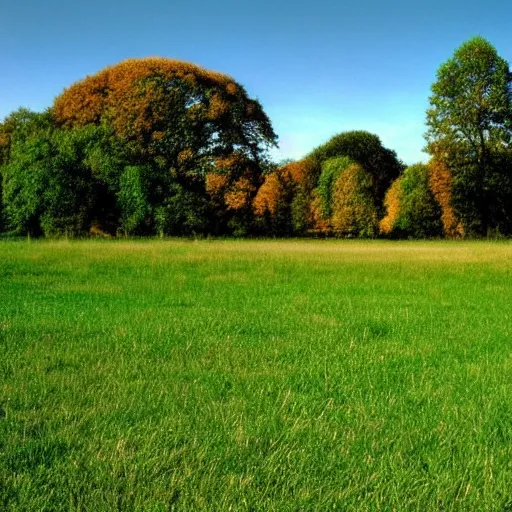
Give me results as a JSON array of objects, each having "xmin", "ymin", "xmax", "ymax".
[
  {"xmin": 53, "ymin": 58, "xmax": 277, "ymax": 176},
  {"xmin": 425, "ymin": 37, "xmax": 512, "ymax": 235},
  {"xmin": 0, "ymin": 58, "xmax": 278, "ymax": 237},
  {"xmin": 52, "ymin": 58, "xmax": 277, "ymax": 236}
]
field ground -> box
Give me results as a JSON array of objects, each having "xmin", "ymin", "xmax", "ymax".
[{"xmin": 1, "ymin": 239, "xmax": 512, "ymax": 511}]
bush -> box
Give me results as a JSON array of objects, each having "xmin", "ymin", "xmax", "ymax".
[
  {"xmin": 2, "ymin": 122, "xmax": 120, "ymax": 237},
  {"xmin": 155, "ymin": 183, "xmax": 209, "ymax": 236},
  {"xmin": 117, "ymin": 166, "xmax": 152, "ymax": 235}
]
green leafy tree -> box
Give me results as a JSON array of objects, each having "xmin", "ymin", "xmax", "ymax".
[
  {"xmin": 308, "ymin": 131, "xmax": 404, "ymax": 212},
  {"xmin": 1, "ymin": 110, "xmax": 55, "ymax": 235},
  {"xmin": 425, "ymin": 36, "xmax": 512, "ymax": 235},
  {"xmin": 380, "ymin": 164, "xmax": 443, "ymax": 238},
  {"xmin": 317, "ymin": 156, "xmax": 354, "ymax": 218},
  {"xmin": 1, "ymin": 117, "xmax": 124, "ymax": 236}
]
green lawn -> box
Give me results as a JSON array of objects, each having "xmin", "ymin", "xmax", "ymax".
[{"xmin": 1, "ymin": 239, "xmax": 512, "ymax": 511}]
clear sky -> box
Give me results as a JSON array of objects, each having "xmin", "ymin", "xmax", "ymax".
[{"xmin": 2, "ymin": 0, "xmax": 511, "ymax": 165}]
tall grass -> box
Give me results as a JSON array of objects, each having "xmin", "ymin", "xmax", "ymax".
[{"xmin": 1, "ymin": 239, "xmax": 512, "ymax": 510}]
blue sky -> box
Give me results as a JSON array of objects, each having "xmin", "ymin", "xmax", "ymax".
[{"xmin": 2, "ymin": 0, "xmax": 511, "ymax": 165}]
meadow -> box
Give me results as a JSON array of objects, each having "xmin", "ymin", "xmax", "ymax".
[{"xmin": 1, "ymin": 239, "xmax": 512, "ymax": 511}]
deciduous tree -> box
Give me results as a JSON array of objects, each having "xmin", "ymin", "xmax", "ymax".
[
  {"xmin": 52, "ymin": 58, "xmax": 277, "ymax": 236},
  {"xmin": 308, "ymin": 131, "xmax": 404, "ymax": 212},
  {"xmin": 425, "ymin": 37, "xmax": 512, "ymax": 235},
  {"xmin": 331, "ymin": 163, "xmax": 378, "ymax": 237},
  {"xmin": 380, "ymin": 164, "xmax": 443, "ymax": 238}
]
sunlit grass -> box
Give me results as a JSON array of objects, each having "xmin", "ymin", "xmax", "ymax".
[{"xmin": 1, "ymin": 239, "xmax": 512, "ymax": 510}]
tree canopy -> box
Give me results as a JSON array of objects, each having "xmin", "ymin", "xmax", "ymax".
[
  {"xmin": 308, "ymin": 130, "xmax": 405, "ymax": 210},
  {"xmin": 1, "ymin": 58, "xmax": 278, "ymax": 237},
  {"xmin": 380, "ymin": 163, "xmax": 443, "ymax": 238},
  {"xmin": 54, "ymin": 58, "xmax": 277, "ymax": 170},
  {"xmin": 2, "ymin": 43, "xmax": 512, "ymax": 239},
  {"xmin": 425, "ymin": 37, "xmax": 512, "ymax": 235}
]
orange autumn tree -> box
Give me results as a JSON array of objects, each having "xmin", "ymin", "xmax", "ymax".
[
  {"xmin": 54, "ymin": 58, "xmax": 277, "ymax": 165},
  {"xmin": 286, "ymin": 158, "xmax": 323, "ymax": 233},
  {"xmin": 253, "ymin": 172, "xmax": 290, "ymax": 217},
  {"xmin": 428, "ymin": 159, "xmax": 464, "ymax": 237},
  {"xmin": 252, "ymin": 164, "xmax": 295, "ymax": 235},
  {"xmin": 53, "ymin": 58, "xmax": 277, "ymax": 235},
  {"xmin": 252, "ymin": 157, "xmax": 319, "ymax": 235},
  {"xmin": 379, "ymin": 179, "xmax": 401, "ymax": 235},
  {"xmin": 206, "ymin": 152, "xmax": 263, "ymax": 235}
]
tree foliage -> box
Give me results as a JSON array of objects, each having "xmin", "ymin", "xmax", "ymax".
[
  {"xmin": 317, "ymin": 156, "xmax": 354, "ymax": 218},
  {"xmin": 428, "ymin": 159, "xmax": 464, "ymax": 237},
  {"xmin": 2, "ymin": 122, "xmax": 107, "ymax": 236},
  {"xmin": 308, "ymin": 130, "xmax": 404, "ymax": 210},
  {"xmin": 51, "ymin": 58, "xmax": 278, "ymax": 236},
  {"xmin": 252, "ymin": 168, "xmax": 294, "ymax": 235},
  {"xmin": 4, "ymin": 42, "xmax": 512, "ymax": 239},
  {"xmin": 331, "ymin": 163, "xmax": 378, "ymax": 237},
  {"xmin": 425, "ymin": 37, "xmax": 512, "ymax": 235},
  {"xmin": 54, "ymin": 58, "xmax": 277, "ymax": 169},
  {"xmin": 380, "ymin": 164, "xmax": 443, "ymax": 238},
  {"xmin": 252, "ymin": 158, "xmax": 320, "ymax": 235},
  {"xmin": 285, "ymin": 158, "xmax": 320, "ymax": 234}
]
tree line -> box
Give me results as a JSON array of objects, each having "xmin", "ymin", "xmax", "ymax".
[{"xmin": 1, "ymin": 37, "xmax": 511, "ymax": 238}]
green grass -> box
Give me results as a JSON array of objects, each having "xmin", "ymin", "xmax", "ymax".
[{"xmin": 1, "ymin": 239, "xmax": 512, "ymax": 511}]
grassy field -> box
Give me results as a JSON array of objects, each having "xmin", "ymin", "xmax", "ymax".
[{"xmin": 1, "ymin": 239, "xmax": 512, "ymax": 511}]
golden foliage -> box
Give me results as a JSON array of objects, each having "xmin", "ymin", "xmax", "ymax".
[
  {"xmin": 53, "ymin": 58, "xmax": 241, "ymax": 145},
  {"xmin": 205, "ymin": 173, "xmax": 229, "ymax": 197},
  {"xmin": 280, "ymin": 157, "xmax": 317, "ymax": 188},
  {"xmin": 309, "ymin": 190, "xmax": 330, "ymax": 234},
  {"xmin": 379, "ymin": 180, "xmax": 401, "ymax": 234},
  {"xmin": 177, "ymin": 148, "xmax": 194, "ymax": 164},
  {"xmin": 225, "ymin": 83, "xmax": 238, "ymax": 95},
  {"xmin": 428, "ymin": 159, "xmax": 464, "ymax": 237},
  {"xmin": 208, "ymin": 152, "xmax": 261, "ymax": 213},
  {"xmin": 331, "ymin": 164, "xmax": 378, "ymax": 237},
  {"xmin": 0, "ymin": 132, "xmax": 9, "ymax": 148},
  {"xmin": 214, "ymin": 153, "xmax": 246, "ymax": 171},
  {"xmin": 0, "ymin": 133, "xmax": 9, "ymax": 164},
  {"xmin": 252, "ymin": 158, "xmax": 320, "ymax": 231},
  {"xmin": 225, "ymin": 177, "xmax": 256, "ymax": 210},
  {"xmin": 253, "ymin": 173, "xmax": 286, "ymax": 216},
  {"xmin": 208, "ymin": 94, "xmax": 229, "ymax": 120}
]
